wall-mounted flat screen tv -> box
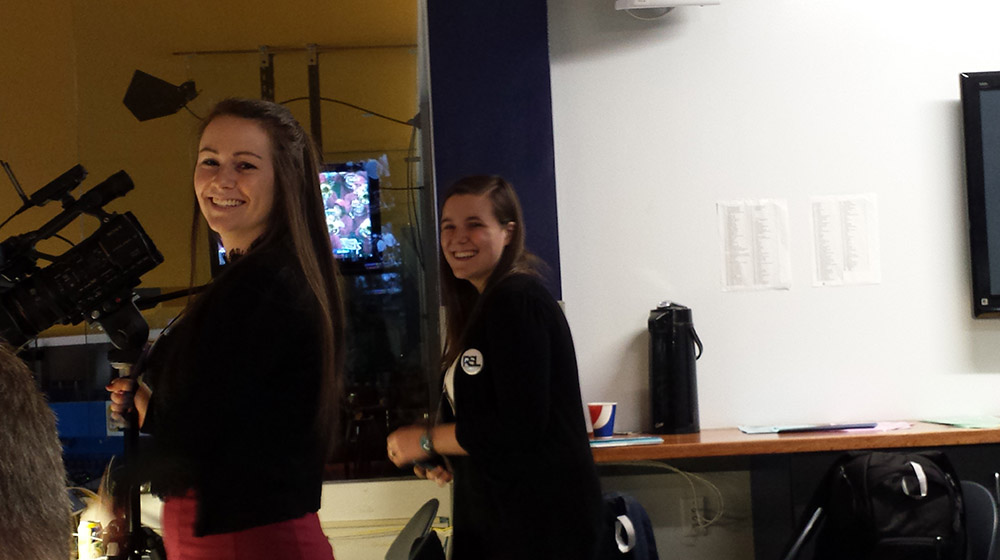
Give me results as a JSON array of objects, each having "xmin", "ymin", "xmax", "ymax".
[{"xmin": 961, "ymin": 71, "xmax": 1000, "ymax": 317}]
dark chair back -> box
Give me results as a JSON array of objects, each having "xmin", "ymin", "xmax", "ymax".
[
  {"xmin": 385, "ymin": 498, "xmax": 445, "ymax": 560},
  {"xmin": 962, "ymin": 480, "xmax": 999, "ymax": 560}
]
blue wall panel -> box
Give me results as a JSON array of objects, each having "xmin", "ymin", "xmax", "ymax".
[{"xmin": 427, "ymin": 1, "xmax": 562, "ymax": 298}]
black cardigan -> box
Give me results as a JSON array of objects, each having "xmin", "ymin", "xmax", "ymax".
[
  {"xmin": 141, "ymin": 242, "xmax": 327, "ymax": 536},
  {"xmin": 447, "ymin": 274, "xmax": 605, "ymax": 559}
]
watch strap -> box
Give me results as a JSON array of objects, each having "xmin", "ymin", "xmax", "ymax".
[{"xmin": 419, "ymin": 431, "xmax": 434, "ymax": 455}]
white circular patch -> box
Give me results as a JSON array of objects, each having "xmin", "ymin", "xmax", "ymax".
[{"xmin": 460, "ymin": 349, "xmax": 484, "ymax": 375}]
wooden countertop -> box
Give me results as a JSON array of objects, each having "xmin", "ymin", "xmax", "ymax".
[{"xmin": 591, "ymin": 422, "xmax": 1000, "ymax": 463}]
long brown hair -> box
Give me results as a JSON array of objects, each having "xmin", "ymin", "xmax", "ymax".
[
  {"xmin": 189, "ymin": 98, "xmax": 345, "ymax": 452},
  {"xmin": 439, "ymin": 175, "xmax": 543, "ymax": 368}
]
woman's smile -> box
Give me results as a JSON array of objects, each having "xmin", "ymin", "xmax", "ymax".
[
  {"xmin": 439, "ymin": 193, "xmax": 513, "ymax": 292},
  {"xmin": 210, "ymin": 197, "xmax": 246, "ymax": 208}
]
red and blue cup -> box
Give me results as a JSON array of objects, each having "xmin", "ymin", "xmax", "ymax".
[{"xmin": 588, "ymin": 402, "xmax": 617, "ymax": 438}]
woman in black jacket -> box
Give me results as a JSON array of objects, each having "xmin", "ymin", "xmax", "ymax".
[
  {"xmin": 386, "ymin": 175, "xmax": 604, "ymax": 559},
  {"xmin": 108, "ymin": 98, "xmax": 344, "ymax": 560}
]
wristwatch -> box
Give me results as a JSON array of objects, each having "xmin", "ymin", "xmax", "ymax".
[{"xmin": 419, "ymin": 431, "xmax": 434, "ymax": 455}]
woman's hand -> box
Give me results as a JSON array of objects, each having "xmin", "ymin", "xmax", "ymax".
[
  {"xmin": 386, "ymin": 424, "xmax": 432, "ymax": 467},
  {"xmin": 105, "ymin": 377, "xmax": 150, "ymax": 428},
  {"xmin": 106, "ymin": 377, "xmax": 136, "ymax": 421},
  {"xmin": 414, "ymin": 463, "xmax": 453, "ymax": 487},
  {"xmin": 387, "ymin": 424, "xmax": 457, "ymax": 486}
]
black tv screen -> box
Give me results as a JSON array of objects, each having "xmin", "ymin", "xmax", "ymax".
[{"xmin": 961, "ymin": 71, "xmax": 1000, "ymax": 317}]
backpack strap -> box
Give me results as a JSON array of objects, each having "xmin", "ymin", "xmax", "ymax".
[
  {"xmin": 902, "ymin": 460, "xmax": 929, "ymax": 498},
  {"xmin": 604, "ymin": 492, "xmax": 661, "ymax": 560},
  {"xmin": 615, "ymin": 514, "xmax": 637, "ymax": 553}
]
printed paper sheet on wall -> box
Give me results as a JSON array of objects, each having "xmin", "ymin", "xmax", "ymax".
[
  {"xmin": 717, "ymin": 199, "xmax": 792, "ymax": 291},
  {"xmin": 810, "ymin": 193, "xmax": 881, "ymax": 287}
]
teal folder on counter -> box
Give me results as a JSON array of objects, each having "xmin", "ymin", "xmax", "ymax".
[{"xmin": 589, "ymin": 435, "xmax": 664, "ymax": 448}]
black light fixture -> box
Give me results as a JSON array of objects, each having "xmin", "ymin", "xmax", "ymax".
[{"xmin": 122, "ymin": 70, "xmax": 198, "ymax": 121}]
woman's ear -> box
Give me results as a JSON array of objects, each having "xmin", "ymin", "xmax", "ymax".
[{"xmin": 503, "ymin": 222, "xmax": 516, "ymax": 246}]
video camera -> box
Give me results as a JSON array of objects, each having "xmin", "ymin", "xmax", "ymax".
[{"xmin": 0, "ymin": 163, "xmax": 163, "ymax": 351}]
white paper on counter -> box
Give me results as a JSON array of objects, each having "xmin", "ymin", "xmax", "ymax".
[
  {"xmin": 810, "ymin": 194, "xmax": 881, "ymax": 287},
  {"xmin": 717, "ymin": 199, "xmax": 792, "ymax": 291}
]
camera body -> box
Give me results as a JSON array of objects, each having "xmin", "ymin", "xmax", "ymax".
[
  {"xmin": 0, "ymin": 212, "xmax": 162, "ymax": 348},
  {"xmin": 0, "ymin": 166, "xmax": 163, "ymax": 349}
]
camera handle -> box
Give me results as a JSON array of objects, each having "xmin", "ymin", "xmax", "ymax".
[
  {"xmin": 106, "ymin": 350, "xmax": 146, "ymax": 560},
  {"xmin": 100, "ymin": 300, "xmax": 163, "ymax": 560},
  {"xmin": 105, "ymin": 353, "xmax": 164, "ymax": 560}
]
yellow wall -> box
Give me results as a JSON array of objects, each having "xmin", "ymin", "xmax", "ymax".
[
  {"xmin": 0, "ymin": 1, "xmax": 79, "ymax": 237},
  {"xmin": 0, "ymin": 2, "xmax": 418, "ymax": 336}
]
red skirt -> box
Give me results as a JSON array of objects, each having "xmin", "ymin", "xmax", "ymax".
[{"xmin": 162, "ymin": 494, "xmax": 334, "ymax": 560}]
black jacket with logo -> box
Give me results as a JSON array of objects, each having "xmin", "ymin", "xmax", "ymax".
[{"xmin": 447, "ymin": 273, "xmax": 605, "ymax": 559}]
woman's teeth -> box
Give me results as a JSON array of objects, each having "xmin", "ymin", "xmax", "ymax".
[
  {"xmin": 454, "ymin": 251, "xmax": 476, "ymax": 259},
  {"xmin": 212, "ymin": 198, "xmax": 245, "ymax": 207}
]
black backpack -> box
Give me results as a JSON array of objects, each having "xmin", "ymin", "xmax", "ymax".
[{"xmin": 784, "ymin": 450, "xmax": 966, "ymax": 560}]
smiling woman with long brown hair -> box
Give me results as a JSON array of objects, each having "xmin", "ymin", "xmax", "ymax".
[{"xmin": 108, "ymin": 98, "xmax": 344, "ymax": 560}]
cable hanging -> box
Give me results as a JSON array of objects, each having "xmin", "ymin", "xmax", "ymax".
[
  {"xmin": 604, "ymin": 460, "xmax": 726, "ymax": 532},
  {"xmin": 279, "ymin": 96, "xmax": 416, "ymax": 128}
]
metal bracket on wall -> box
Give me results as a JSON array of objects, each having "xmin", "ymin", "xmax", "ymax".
[
  {"xmin": 306, "ymin": 44, "xmax": 323, "ymax": 156},
  {"xmin": 259, "ymin": 46, "xmax": 275, "ymax": 102}
]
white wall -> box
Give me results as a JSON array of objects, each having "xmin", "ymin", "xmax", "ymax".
[
  {"xmin": 319, "ymin": 479, "xmax": 452, "ymax": 560},
  {"xmin": 548, "ymin": 0, "xmax": 1000, "ymax": 432}
]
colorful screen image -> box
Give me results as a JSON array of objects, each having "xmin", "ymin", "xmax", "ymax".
[
  {"xmin": 319, "ymin": 163, "xmax": 380, "ymax": 268},
  {"xmin": 209, "ymin": 163, "xmax": 381, "ymax": 277}
]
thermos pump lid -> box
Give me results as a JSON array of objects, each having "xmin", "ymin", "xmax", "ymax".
[
  {"xmin": 648, "ymin": 301, "xmax": 702, "ymax": 358},
  {"xmin": 649, "ymin": 301, "xmax": 693, "ymax": 327}
]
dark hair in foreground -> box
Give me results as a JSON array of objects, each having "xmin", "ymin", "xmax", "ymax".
[
  {"xmin": 439, "ymin": 175, "xmax": 544, "ymax": 368},
  {"xmin": 0, "ymin": 344, "xmax": 72, "ymax": 560},
  {"xmin": 189, "ymin": 98, "xmax": 345, "ymax": 451}
]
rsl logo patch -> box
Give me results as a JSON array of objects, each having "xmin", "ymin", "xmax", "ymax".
[{"xmin": 460, "ymin": 349, "xmax": 483, "ymax": 375}]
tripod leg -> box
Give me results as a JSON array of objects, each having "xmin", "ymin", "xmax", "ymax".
[{"xmin": 782, "ymin": 507, "xmax": 823, "ymax": 560}]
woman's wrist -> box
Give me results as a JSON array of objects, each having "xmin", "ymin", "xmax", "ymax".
[
  {"xmin": 422, "ymin": 423, "xmax": 466, "ymax": 457},
  {"xmin": 419, "ymin": 430, "xmax": 435, "ymax": 456}
]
